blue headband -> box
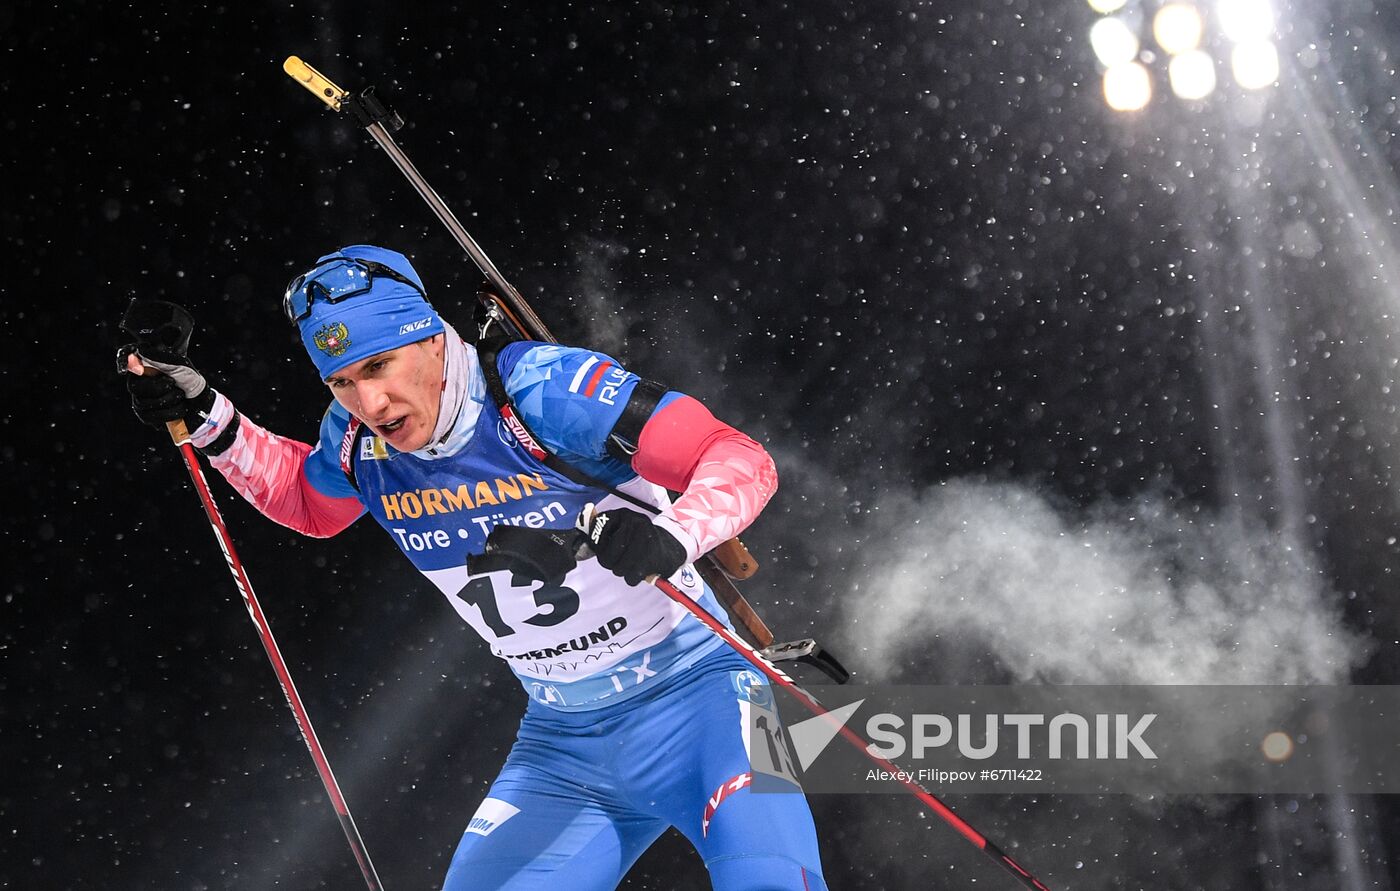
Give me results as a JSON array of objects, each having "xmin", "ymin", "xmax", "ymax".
[{"xmin": 293, "ymin": 244, "xmax": 445, "ymax": 378}]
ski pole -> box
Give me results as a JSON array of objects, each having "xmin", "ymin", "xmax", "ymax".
[
  {"xmin": 153, "ymin": 410, "xmax": 386, "ymax": 890},
  {"xmin": 569, "ymin": 512, "xmax": 1050, "ymax": 889},
  {"xmin": 654, "ymin": 571, "xmax": 1050, "ymax": 889}
]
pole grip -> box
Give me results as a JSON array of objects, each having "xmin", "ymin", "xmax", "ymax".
[
  {"xmin": 166, "ymin": 418, "xmax": 190, "ymax": 445},
  {"xmin": 122, "ymin": 349, "xmax": 192, "ymax": 446}
]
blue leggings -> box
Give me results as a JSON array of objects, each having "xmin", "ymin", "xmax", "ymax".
[{"xmin": 444, "ymin": 647, "xmax": 827, "ymax": 890}]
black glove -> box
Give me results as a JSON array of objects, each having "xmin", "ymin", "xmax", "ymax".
[
  {"xmin": 471, "ymin": 525, "xmax": 581, "ymax": 587},
  {"xmin": 118, "ymin": 343, "xmax": 217, "ymax": 430},
  {"xmin": 117, "ymin": 298, "xmax": 218, "ymax": 433},
  {"xmin": 581, "ymin": 509, "xmax": 687, "ymax": 586}
]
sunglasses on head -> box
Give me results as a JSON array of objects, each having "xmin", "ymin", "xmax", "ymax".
[{"xmin": 282, "ymin": 257, "xmax": 426, "ymax": 324}]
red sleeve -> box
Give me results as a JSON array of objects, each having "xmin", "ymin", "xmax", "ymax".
[
  {"xmin": 631, "ymin": 395, "xmax": 778, "ymax": 562},
  {"xmin": 208, "ymin": 415, "xmax": 365, "ymax": 538}
]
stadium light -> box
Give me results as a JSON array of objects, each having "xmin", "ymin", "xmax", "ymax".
[
  {"xmin": 1232, "ymin": 39, "xmax": 1280, "ymax": 89},
  {"xmin": 1091, "ymin": 16, "xmax": 1142, "ymax": 68},
  {"xmin": 1218, "ymin": 0, "xmax": 1274, "ymax": 44},
  {"xmin": 1154, "ymin": 4, "xmax": 1205, "ymax": 55},
  {"xmin": 1104, "ymin": 61, "xmax": 1154, "ymax": 111},
  {"xmin": 1088, "ymin": 0, "xmax": 1128, "ymax": 13},
  {"xmin": 1169, "ymin": 49, "xmax": 1218, "ymax": 99}
]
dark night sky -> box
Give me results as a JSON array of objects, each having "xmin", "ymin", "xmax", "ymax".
[{"xmin": 8, "ymin": 1, "xmax": 1400, "ymax": 888}]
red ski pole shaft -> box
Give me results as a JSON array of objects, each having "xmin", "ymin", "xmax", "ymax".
[
  {"xmin": 163, "ymin": 418, "xmax": 386, "ymax": 891},
  {"xmin": 649, "ymin": 573, "xmax": 1052, "ymax": 891}
]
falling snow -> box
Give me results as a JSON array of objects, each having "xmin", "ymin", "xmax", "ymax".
[{"xmin": 9, "ymin": 0, "xmax": 1400, "ymax": 888}]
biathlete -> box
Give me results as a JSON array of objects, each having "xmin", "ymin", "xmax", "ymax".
[{"xmin": 121, "ymin": 244, "xmax": 828, "ymax": 890}]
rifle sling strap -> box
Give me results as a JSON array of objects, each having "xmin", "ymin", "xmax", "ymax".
[{"xmin": 475, "ymin": 337, "xmax": 661, "ymax": 516}]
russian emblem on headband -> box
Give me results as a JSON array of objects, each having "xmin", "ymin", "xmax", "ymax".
[{"xmin": 314, "ymin": 322, "xmax": 351, "ymax": 357}]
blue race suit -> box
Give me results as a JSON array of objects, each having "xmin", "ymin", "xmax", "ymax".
[{"xmin": 305, "ymin": 341, "xmax": 827, "ymax": 890}]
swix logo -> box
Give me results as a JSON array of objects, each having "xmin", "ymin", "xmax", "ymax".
[
  {"xmin": 588, "ymin": 513, "xmax": 610, "ymax": 544},
  {"xmin": 702, "ymin": 773, "xmax": 753, "ymax": 837},
  {"xmin": 214, "ymin": 517, "xmax": 257, "ymax": 626},
  {"xmin": 398, "ymin": 316, "xmax": 434, "ymax": 336},
  {"xmin": 339, "ymin": 418, "xmax": 363, "ymax": 476},
  {"xmin": 500, "ymin": 406, "xmax": 547, "ymax": 459}
]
